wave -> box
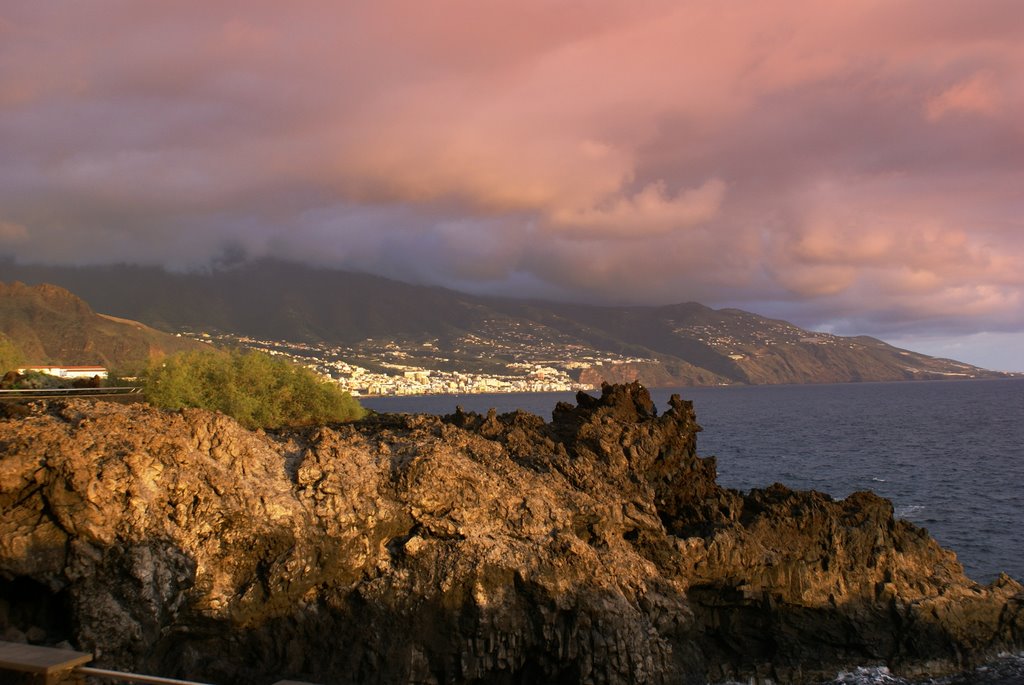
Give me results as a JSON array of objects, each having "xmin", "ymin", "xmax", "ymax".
[
  {"xmin": 833, "ymin": 666, "xmax": 905, "ymax": 684},
  {"xmin": 895, "ymin": 504, "xmax": 925, "ymax": 518},
  {"xmin": 829, "ymin": 654, "xmax": 1024, "ymax": 684}
]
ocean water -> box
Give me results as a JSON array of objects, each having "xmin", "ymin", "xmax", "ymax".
[
  {"xmin": 362, "ymin": 379, "xmax": 1024, "ymax": 684},
  {"xmin": 361, "ymin": 379, "xmax": 1024, "ymax": 584}
]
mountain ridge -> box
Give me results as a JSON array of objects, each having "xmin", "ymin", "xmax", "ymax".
[
  {"xmin": 0, "ymin": 259, "xmax": 1009, "ymax": 386},
  {"xmin": 0, "ymin": 280, "xmax": 206, "ymax": 370}
]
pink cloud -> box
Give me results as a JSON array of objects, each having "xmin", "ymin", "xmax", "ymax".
[
  {"xmin": 546, "ymin": 178, "xmax": 727, "ymax": 238},
  {"xmin": 1, "ymin": 0, "xmax": 1024, "ymax": 348},
  {"xmin": 0, "ymin": 220, "xmax": 28, "ymax": 243},
  {"xmin": 926, "ymin": 71, "xmax": 1003, "ymax": 120},
  {"xmin": 766, "ymin": 175, "xmax": 1022, "ymax": 306}
]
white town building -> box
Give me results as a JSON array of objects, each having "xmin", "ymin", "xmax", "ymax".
[{"xmin": 20, "ymin": 365, "xmax": 109, "ymax": 379}]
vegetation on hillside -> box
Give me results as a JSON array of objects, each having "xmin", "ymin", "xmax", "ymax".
[
  {"xmin": 0, "ymin": 334, "xmax": 25, "ymax": 375},
  {"xmin": 1, "ymin": 280, "xmax": 209, "ymax": 371},
  {"xmin": 143, "ymin": 349, "xmax": 365, "ymax": 429}
]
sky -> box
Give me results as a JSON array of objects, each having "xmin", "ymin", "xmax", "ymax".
[{"xmin": 1, "ymin": 2, "xmax": 1023, "ymax": 370}]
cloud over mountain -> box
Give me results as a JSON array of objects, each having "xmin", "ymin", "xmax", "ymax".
[{"xmin": 1, "ymin": 1, "xmax": 1022, "ymax": 366}]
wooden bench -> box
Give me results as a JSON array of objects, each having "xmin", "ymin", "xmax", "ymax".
[
  {"xmin": 0, "ymin": 641, "xmax": 322, "ymax": 685},
  {"xmin": 0, "ymin": 641, "xmax": 92, "ymax": 684}
]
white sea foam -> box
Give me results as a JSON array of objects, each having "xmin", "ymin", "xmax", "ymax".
[
  {"xmin": 833, "ymin": 666, "xmax": 907, "ymax": 684},
  {"xmin": 895, "ymin": 504, "xmax": 925, "ymax": 518},
  {"xmin": 832, "ymin": 654, "xmax": 1024, "ymax": 684}
]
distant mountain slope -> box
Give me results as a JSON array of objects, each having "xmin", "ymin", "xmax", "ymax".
[
  {"xmin": 0, "ymin": 259, "xmax": 1007, "ymax": 386},
  {"xmin": 0, "ymin": 281, "xmax": 205, "ymax": 370},
  {"xmin": 0, "ymin": 260, "xmax": 478, "ymax": 343}
]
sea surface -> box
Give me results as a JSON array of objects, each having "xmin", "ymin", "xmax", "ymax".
[{"xmin": 363, "ymin": 379, "xmax": 1024, "ymax": 684}]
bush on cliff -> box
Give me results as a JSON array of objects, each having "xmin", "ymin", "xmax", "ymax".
[{"xmin": 143, "ymin": 349, "xmax": 365, "ymax": 429}]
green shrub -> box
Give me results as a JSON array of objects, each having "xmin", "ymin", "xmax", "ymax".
[
  {"xmin": 143, "ymin": 349, "xmax": 365, "ymax": 429},
  {"xmin": 0, "ymin": 335, "xmax": 25, "ymax": 375},
  {"xmin": 14, "ymin": 371, "xmax": 67, "ymax": 390}
]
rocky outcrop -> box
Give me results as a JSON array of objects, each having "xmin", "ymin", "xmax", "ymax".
[{"xmin": 0, "ymin": 383, "xmax": 1021, "ymax": 684}]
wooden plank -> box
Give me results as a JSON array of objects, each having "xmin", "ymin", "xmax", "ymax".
[{"xmin": 0, "ymin": 640, "xmax": 92, "ymax": 674}]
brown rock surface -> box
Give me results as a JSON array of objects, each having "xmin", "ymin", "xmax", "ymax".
[{"xmin": 0, "ymin": 383, "xmax": 1021, "ymax": 684}]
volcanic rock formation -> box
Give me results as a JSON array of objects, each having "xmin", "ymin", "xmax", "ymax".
[{"xmin": 0, "ymin": 383, "xmax": 1021, "ymax": 684}]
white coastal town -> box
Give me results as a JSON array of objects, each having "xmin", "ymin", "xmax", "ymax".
[{"xmin": 181, "ymin": 332, "xmax": 656, "ymax": 396}]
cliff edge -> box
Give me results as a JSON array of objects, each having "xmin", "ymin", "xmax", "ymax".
[{"xmin": 0, "ymin": 383, "xmax": 1021, "ymax": 684}]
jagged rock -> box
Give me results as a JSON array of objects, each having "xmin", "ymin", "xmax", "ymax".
[{"xmin": 0, "ymin": 382, "xmax": 1020, "ymax": 684}]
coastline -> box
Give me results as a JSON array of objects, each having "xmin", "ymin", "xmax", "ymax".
[{"xmin": 1, "ymin": 383, "xmax": 1021, "ymax": 683}]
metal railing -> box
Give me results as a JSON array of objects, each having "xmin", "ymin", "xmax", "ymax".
[
  {"xmin": 0, "ymin": 639, "xmax": 315, "ymax": 685},
  {"xmin": 0, "ymin": 387, "xmax": 142, "ymax": 397},
  {"xmin": 75, "ymin": 666, "xmax": 216, "ymax": 685}
]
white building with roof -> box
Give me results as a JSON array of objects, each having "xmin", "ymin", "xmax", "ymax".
[{"xmin": 20, "ymin": 365, "xmax": 109, "ymax": 379}]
